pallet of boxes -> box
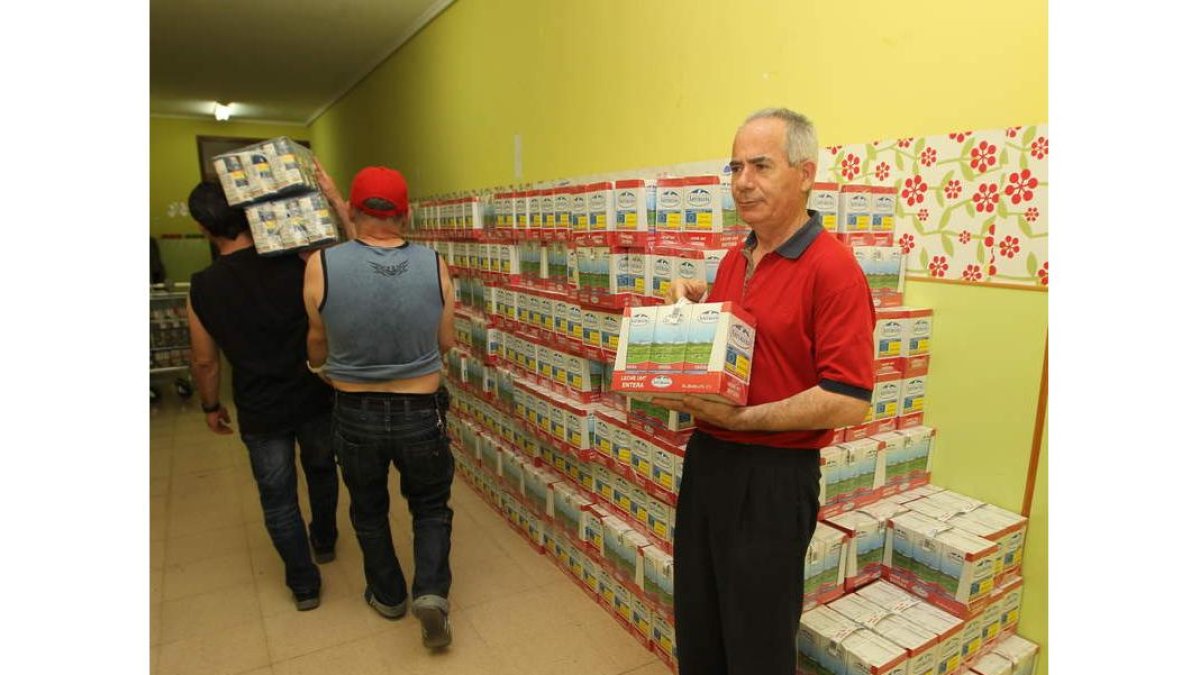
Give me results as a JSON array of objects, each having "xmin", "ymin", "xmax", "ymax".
[{"xmin": 211, "ymin": 137, "xmax": 343, "ymax": 255}]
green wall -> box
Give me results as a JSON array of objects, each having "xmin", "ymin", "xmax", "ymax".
[
  {"xmin": 149, "ymin": 117, "xmax": 310, "ymax": 281},
  {"xmin": 309, "ymin": 1, "xmax": 1049, "ymax": 671}
]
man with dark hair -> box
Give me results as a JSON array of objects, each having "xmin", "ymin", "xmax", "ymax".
[
  {"xmin": 659, "ymin": 108, "xmax": 876, "ymax": 675},
  {"xmin": 303, "ymin": 166, "xmax": 457, "ymax": 649},
  {"xmin": 184, "ymin": 180, "xmax": 341, "ymax": 611}
]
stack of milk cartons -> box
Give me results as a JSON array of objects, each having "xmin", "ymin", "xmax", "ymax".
[{"xmin": 213, "ymin": 137, "xmax": 342, "ymax": 255}]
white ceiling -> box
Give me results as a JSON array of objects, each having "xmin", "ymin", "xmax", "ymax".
[{"xmin": 150, "ymin": 0, "xmax": 453, "ymax": 125}]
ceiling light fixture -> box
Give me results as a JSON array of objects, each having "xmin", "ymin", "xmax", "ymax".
[{"xmin": 213, "ymin": 102, "xmax": 232, "ymax": 121}]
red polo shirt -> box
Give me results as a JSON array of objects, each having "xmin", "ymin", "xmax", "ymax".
[{"xmin": 698, "ymin": 211, "xmax": 876, "ymax": 449}]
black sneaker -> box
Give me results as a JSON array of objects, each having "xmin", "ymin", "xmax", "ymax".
[
  {"xmin": 294, "ymin": 588, "xmax": 321, "ymax": 611},
  {"xmin": 364, "ymin": 588, "xmax": 408, "ymax": 620},
  {"xmin": 411, "ymin": 595, "xmax": 452, "ymax": 649}
]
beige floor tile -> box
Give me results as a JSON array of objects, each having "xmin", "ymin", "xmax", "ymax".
[
  {"xmin": 171, "ymin": 444, "xmax": 239, "ymax": 475},
  {"xmin": 623, "ymin": 659, "xmax": 675, "ymax": 675},
  {"xmin": 253, "ymin": 550, "xmax": 358, "ymax": 618},
  {"xmin": 235, "ymin": 669, "xmax": 273, "ymax": 675},
  {"xmin": 151, "ymin": 567, "xmax": 164, "ymax": 604},
  {"xmin": 170, "ymin": 465, "xmax": 242, "ymax": 497},
  {"xmin": 157, "ymin": 618, "xmax": 270, "ymax": 675},
  {"xmin": 273, "ymin": 635, "xmax": 390, "ymax": 675},
  {"xmin": 162, "ymin": 550, "xmax": 254, "ymax": 602},
  {"xmin": 579, "ymin": 608, "xmax": 657, "ymax": 673},
  {"xmin": 261, "ymin": 593, "xmax": 383, "ymax": 663},
  {"xmin": 151, "ymin": 536, "xmax": 166, "ymax": 571},
  {"xmin": 167, "ymin": 500, "xmax": 245, "ymax": 538},
  {"xmin": 161, "ymin": 583, "xmax": 262, "ymax": 644},
  {"xmin": 150, "ymin": 601, "xmax": 162, "ymax": 647},
  {"xmin": 150, "ymin": 644, "xmax": 159, "ymax": 674},
  {"xmin": 371, "ymin": 610, "xmax": 521, "ymax": 675},
  {"xmin": 166, "ymin": 524, "xmax": 249, "ymax": 567},
  {"xmin": 540, "ymin": 578, "xmax": 614, "ymax": 629},
  {"xmin": 445, "ymin": 551, "xmax": 543, "ymax": 610},
  {"xmin": 150, "ymin": 451, "xmax": 172, "ymax": 479}
]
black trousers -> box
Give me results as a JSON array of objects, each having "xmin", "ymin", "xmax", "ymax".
[{"xmin": 674, "ymin": 431, "xmax": 821, "ymax": 675}]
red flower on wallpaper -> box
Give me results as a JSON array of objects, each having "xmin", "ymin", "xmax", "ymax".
[
  {"xmin": 970, "ymin": 140, "xmax": 998, "ymax": 172},
  {"xmin": 959, "ymin": 230, "xmax": 972, "ymax": 244},
  {"xmin": 920, "ymin": 147, "xmax": 938, "ymax": 167},
  {"xmin": 1006, "ymin": 126, "xmax": 1021, "ymax": 138},
  {"xmin": 928, "ymin": 256, "xmax": 949, "ymax": 277},
  {"xmin": 902, "ymin": 175, "xmax": 928, "ymax": 206},
  {"xmin": 962, "ymin": 264, "xmax": 983, "ymax": 281},
  {"xmin": 874, "ymin": 162, "xmax": 891, "ymax": 181},
  {"xmin": 972, "ymin": 184, "xmax": 1000, "ymax": 213},
  {"xmin": 1031, "ymin": 136, "xmax": 1049, "ymax": 159},
  {"xmin": 983, "ymin": 223, "xmax": 996, "ymax": 248},
  {"xmin": 898, "ymin": 138, "xmax": 913, "ymax": 148},
  {"xmin": 1037, "ymin": 261, "xmax": 1049, "ymax": 286},
  {"xmin": 1005, "ymin": 169, "xmax": 1039, "ymax": 204},
  {"xmin": 999, "ymin": 235, "xmax": 1021, "ymax": 258},
  {"xmin": 841, "ymin": 153, "xmax": 861, "ymax": 180},
  {"xmin": 899, "ymin": 233, "xmax": 915, "ymax": 254},
  {"xmin": 1025, "ymin": 207, "xmax": 1040, "ymax": 223},
  {"xmin": 918, "ymin": 208, "xmax": 929, "ymax": 222},
  {"xmin": 944, "ymin": 179, "xmax": 963, "ymax": 200},
  {"xmin": 988, "ymin": 256, "xmax": 997, "ymax": 277},
  {"xmin": 949, "ymin": 131, "xmax": 973, "ymax": 142},
  {"xmin": 829, "ymin": 146, "xmax": 843, "ymax": 155}
]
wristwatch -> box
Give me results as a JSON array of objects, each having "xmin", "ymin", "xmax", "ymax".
[{"xmin": 201, "ymin": 401, "xmax": 221, "ymax": 414}]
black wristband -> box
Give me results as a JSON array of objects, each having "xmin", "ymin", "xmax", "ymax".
[{"xmin": 202, "ymin": 401, "xmax": 221, "ymax": 414}]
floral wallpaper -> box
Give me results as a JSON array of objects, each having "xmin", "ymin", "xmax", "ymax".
[{"xmin": 816, "ymin": 124, "xmax": 1048, "ymax": 288}]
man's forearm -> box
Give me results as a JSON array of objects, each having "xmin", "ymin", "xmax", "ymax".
[
  {"xmin": 307, "ymin": 330, "xmax": 328, "ymax": 367},
  {"xmin": 191, "ymin": 360, "xmax": 221, "ymax": 407},
  {"xmin": 737, "ymin": 385, "xmax": 869, "ymax": 432}
]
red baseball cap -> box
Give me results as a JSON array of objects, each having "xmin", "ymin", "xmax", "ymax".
[{"xmin": 349, "ymin": 166, "xmax": 409, "ymax": 218}]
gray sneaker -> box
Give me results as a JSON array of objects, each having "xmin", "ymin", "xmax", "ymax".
[
  {"xmin": 411, "ymin": 595, "xmax": 452, "ymax": 649},
  {"xmin": 364, "ymin": 589, "xmax": 408, "ymax": 620}
]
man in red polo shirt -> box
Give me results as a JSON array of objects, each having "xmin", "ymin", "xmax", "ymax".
[{"xmin": 656, "ymin": 108, "xmax": 876, "ymax": 675}]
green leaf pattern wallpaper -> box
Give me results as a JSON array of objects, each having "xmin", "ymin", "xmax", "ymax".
[{"xmin": 815, "ymin": 125, "xmax": 1048, "ymax": 287}]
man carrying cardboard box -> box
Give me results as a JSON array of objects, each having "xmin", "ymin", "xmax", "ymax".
[{"xmin": 657, "ymin": 108, "xmax": 876, "ymax": 675}]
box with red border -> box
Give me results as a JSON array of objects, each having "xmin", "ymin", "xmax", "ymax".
[
  {"xmin": 901, "ymin": 307, "xmax": 933, "ymax": 357},
  {"xmin": 839, "ymin": 184, "xmax": 873, "ymax": 233}
]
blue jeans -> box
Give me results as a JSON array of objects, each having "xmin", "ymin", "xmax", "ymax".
[
  {"xmin": 241, "ymin": 411, "xmax": 340, "ymax": 595},
  {"xmin": 332, "ymin": 389, "xmax": 455, "ymax": 606}
]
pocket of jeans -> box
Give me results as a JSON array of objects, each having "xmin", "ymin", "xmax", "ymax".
[{"xmin": 400, "ymin": 433, "xmax": 455, "ymax": 488}]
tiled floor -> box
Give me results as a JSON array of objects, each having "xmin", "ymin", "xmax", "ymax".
[{"xmin": 150, "ymin": 395, "xmax": 671, "ymax": 675}]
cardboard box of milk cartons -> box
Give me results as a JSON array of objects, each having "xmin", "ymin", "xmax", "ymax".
[
  {"xmin": 795, "ymin": 605, "xmax": 860, "ymax": 675},
  {"xmin": 804, "ymin": 522, "xmax": 848, "ymax": 606},
  {"xmin": 640, "ymin": 545, "xmax": 674, "ymax": 609},
  {"xmin": 650, "ymin": 302, "xmax": 690, "ymax": 373},
  {"xmin": 615, "ymin": 306, "xmax": 658, "ymax": 373},
  {"xmin": 989, "ymin": 634, "xmax": 1039, "ymax": 675},
  {"xmin": 810, "ymin": 182, "xmax": 840, "ymax": 232},
  {"xmin": 898, "ymin": 600, "xmax": 965, "ymax": 675},
  {"xmin": 895, "ymin": 426, "xmax": 935, "ymax": 482},
  {"xmin": 819, "ymin": 444, "xmax": 853, "ymax": 507},
  {"xmin": 842, "ymin": 628, "xmax": 910, "ymax": 675}
]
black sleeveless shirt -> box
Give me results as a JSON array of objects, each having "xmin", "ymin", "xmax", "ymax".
[{"xmin": 189, "ymin": 248, "xmax": 331, "ymax": 434}]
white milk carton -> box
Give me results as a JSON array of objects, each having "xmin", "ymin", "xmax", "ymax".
[
  {"xmin": 841, "ymin": 438, "xmax": 885, "ymax": 497},
  {"xmin": 656, "ymin": 178, "xmax": 684, "ymax": 232},
  {"xmin": 901, "ymin": 374, "xmax": 927, "ymax": 417},
  {"xmin": 842, "ymin": 629, "xmax": 909, "ymax": 675},
  {"xmin": 682, "ymin": 175, "xmax": 724, "ymax": 232},
  {"xmin": 828, "ymin": 509, "xmax": 892, "ymax": 589},
  {"xmin": 870, "ymin": 186, "xmax": 898, "ymax": 234},
  {"xmin": 895, "ymin": 426, "xmax": 935, "ymax": 482},
  {"xmin": 871, "ymin": 614, "xmax": 941, "ymax": 675},
  {"xmin": 640, "ymin": 545, "xmax": 674, "ymax": 609},
  {"xmin": 571, "ymin": 185, "xmax": 589, "ymax": 233},
  {"xmin": 587, "ymin": 181, "xmax": 615, "ymax": 231},
  {"xmin": 948, "ymin": 506, "xmax": 1028, "ymax": 583},
  {"xmin": 969, "ymin": 653, "xmax": 1014, "ymax": 675},
  {"xmin": 614, "ymin": 178, "xmax": 656, "ymax": 233},
  {"xmin": 796, "ymin": 605, "xmax": 860, "ymax": 675},
  {"xmin": 901, "ymin": 308, "xmax": 933, "ymax": 356},
  {"xmin": 887, "ymin": 512, "xmax": 1000, "ymax": 610},
  {"xmin": 839, "ymin": 185, "xmax": 873, "ymax": 233},
  {"xmin": 898, "ymin": 601, "xmax": 965, "ymax": 675},
  {"xmin": 804, "ymin": 522, "xmax": 849, "ymax": 603},
  {"xmin": 614, "ymin": 305, "xmax": 658, "ymax": 374},
  {"xmin": 646, "ymin": 496, "xmax": 675, "ymax": 545},
  {"xmin": 702, "ymin": 248, "xmax": 727, "ymax": 285},
  {"xmin": 819, "ymin": 444, "xmax": 853, "ymax": 506},
  {"xmin": 649, "ymin": 249, "xmax": 675, "ymax": 299},
  {"xmin": 627, "ymin": 251, "xmax": 648, "ymax": 295},
  {"xmin": 827, "ymin": 593, "xmax": 892, "ymax": 628},
  {"xmin": 811, "ymin": 182, "xmax": 841, "ymax": 232},
  {"xmin": 989, "ymin": 634, "xmax": 1039, "ymax": 675}
]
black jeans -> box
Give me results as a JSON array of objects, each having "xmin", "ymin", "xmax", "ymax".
[
  {"xmin": 240, "ymin": 411, "xmax": 339, "ymax": 595},
  {"xmin": 333, "ymin": 389, "xmax": 455, "ymax": 606},
  {"xmin": 673, "ymin": 431, "xmax": 821, "ymax": 675}
]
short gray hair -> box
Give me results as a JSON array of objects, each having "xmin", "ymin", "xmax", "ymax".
[{"xmin": 743, "ymin": 108, "xmax": 818, "ymax": 166}]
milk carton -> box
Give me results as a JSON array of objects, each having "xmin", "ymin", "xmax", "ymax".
[
  {"xmin": 553, "ymin": 187, "xmax": 573, "ymax": 231},
  {"xmin": 870, "ymin": 186, "xmax": 898, "ymax": 234},
  {"xmin": 819, "ymin": 444, "xmax": 853, "ymax": 506},
  {"xmin": 673, "ymin": 249, "xmax": 705, "ymax": 296},
  {"xmin": 854, "ymin": 247, "xmax": 906, "ymax": 308},
  {"xmin": 901, "ymin": 308, "xmax": 934, "ymax": 356},
  {"xmin": 969, "ymin": 653, "xmax": 1014, "ymax": 675},
  {"xmin": 527, "ymin": 188, "xmax": 544, "ymax": 232},
  {"xmin": 627, "ymin": 252, "xmax": 648, "ymax": 295},
  {"xmin": 839, "ymin": 185, "xmax": 873, "ymax": 233},
  {"xmin": 603, "ymin": 516, "xmax": 650, "ymax": 582},
  {"xmin": 650, "ymin": 302, "xmax": 690, "ymax": 373},
  {"xmin": 796, "ymin": 605, "xmax": 860, "ymax": 675},
  {"xmin": 587, "ymin": 181, "xmax": 615, "ymax": 232},
  {"xmin": 871, "ymin": 614, "xmax": 941, "ymax": 675},
  {"xmin": 994, "ymin": 576, "xmax": 1023, "ymax": 637},
  {"xmin": 551, "ymin": 483, "xmax": 593, "ymax": 537},
  {"xmin": 949, "ymin": 506, "xmax": 1028, "ymax": 583},
  {"xmin": 656, "ymin": 178, "xmax": 684, "ymax": 232},
  {"xmin": 652, "ymin": 610, "xmax": 677, "ymax": 665},
  {"xmin": 870, "ymin": 371, "xmax": 902, "ymax": 423},
  {"xmin": 827, "ymin": 593, "xmax": 892, "ymax": 628},
  {"xmin": 871, "ymin": 432, "xmax": 909, "ymax": 489},
  {"xmin": 811, "ymin": 182, "xmax": 841, "ymax": 232},
  {"xmin": 875, "ymin": 309, "xmax": 906, "ymax": 359},
  {"xmin": 649, "ymin": 249, "xmax": 675, "ymax": 299},
  {"xmin": 682, "ymin": 175, "xmax": 723, "ymax": 232},
  {"xmin": 855, "ymin": 581, "xmax": 921, "ymax": 614},
  {"xmin": 581, "ymin": 306, "xmax": 603, "ymax": 348},
  {"xmin": 539, "ymin": 189, "xmax": 555, "ymax": 231},
  {"xmin": 640, "ymin": 545, "xmax": 674, "ymax": 609},
  {"xmin": 842, "ymin": 629, "xmax": 909, "ymax": 675},
  {"xmin": 827, "ymin": 510, "xmax": 890, "ymax": 590},
  {"xmin": 630, "ymin": 433, "xmax": 657, "ymax": 482},
  {"xmin": 615, "ymin": 306, "xmax": 659, "ymax": 373},
  {"xmin": 213, "ymin": 154, "xmax": 254, "ymax": 206},
  {"xmin": 888, "ymin": 512, "xmax": 1000, "ymax": 611},
  {"xmin": 841, "ymin": 438, "xmax": 884, "ymax": 497},
  {"xmin": 571, "ymin": 185, "xmax": 589, "ymax": 233},
  {"xmin": 898, "ymin": 602, "xmax": 965, "ymax": 675},
  {"xmin": 901, "ymin": 374, "xmax": 927, "ymax": 417},
  {"xmin": 631, "ymin": 593, "xmax": 655, "ymax": 643},
  {"xmin": 614, "ymin": 178, "xmax": 655, "ymax": 233},
  {"xmin": 804, "ymin": 522, "xmax": 849, "ymax": 604},
  {"xmin": 701, "ymin": 248, "xmax": 727, "ymax": 285},
  {"xmin": 646, "ymin": 496, "xmax": 675, "ymax": 544},
  {"xmin": 895, "ymin": 426, "xmax": 935, "ymax": 481},
  {"xmin": 990, "ymin": 635, "xmax": 1039, "ymax": 675}
]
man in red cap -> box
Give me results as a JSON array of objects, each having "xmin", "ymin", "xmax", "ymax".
[{"xmin": 303, "ymin": 166, "xmax": 458, "ymax": 650}]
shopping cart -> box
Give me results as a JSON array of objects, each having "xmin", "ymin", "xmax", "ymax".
[{"xmin": 150, "ymin": 282, "xmax": 194, "ymax": 403}]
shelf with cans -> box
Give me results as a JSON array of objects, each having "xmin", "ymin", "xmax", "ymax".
[
  {"xmin": 150, "ymin": 289, "xmax": 192, "ymax": 373},
  {"xmin": 415, "ymin": 176, "xmax": 1036, "ymax": 674}
]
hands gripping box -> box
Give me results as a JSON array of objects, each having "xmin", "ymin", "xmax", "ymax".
[{"xmin": 613, "ymin": 301, "xmax": 756, "ymax": 405}]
